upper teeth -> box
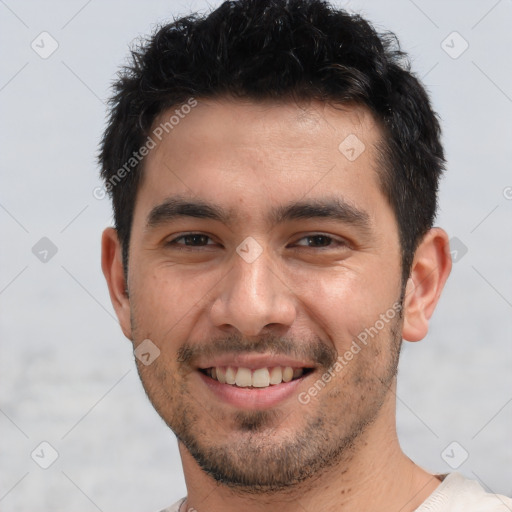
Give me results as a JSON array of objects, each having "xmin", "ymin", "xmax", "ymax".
[{"xmin": 207, "ymin": 366, "xmax": 304, "ymax": 387}]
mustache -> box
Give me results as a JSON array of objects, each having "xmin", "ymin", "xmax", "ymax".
[{"xmin": 177, "ymin": 332, "xmax": 338, "ymax": 370}]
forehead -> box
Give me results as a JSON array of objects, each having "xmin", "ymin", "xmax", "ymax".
[
  {"xmin": 135, "ymin": 98, "xmax": 389, "ymax": 226},
  {"xmin": 150, "ymin": 97, "xmax": 381, "ymax": 160}
]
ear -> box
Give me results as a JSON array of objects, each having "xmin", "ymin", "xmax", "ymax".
[
  {"xmin": 402, "ymin": 228, "xmax": 452, "ymax": 342},
  {"xmin": 101, "ymin": 227, "xmax": 132, "ymax": 340}
]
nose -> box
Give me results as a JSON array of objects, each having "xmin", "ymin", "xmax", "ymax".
[{"xmin": 209, "ymin": 247, "xmax": 297, "ymax": 337}]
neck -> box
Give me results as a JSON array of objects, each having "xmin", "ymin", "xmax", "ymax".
[{"xmin": 177, "ymin": 392, "xmax": 441, "ymax": 512}]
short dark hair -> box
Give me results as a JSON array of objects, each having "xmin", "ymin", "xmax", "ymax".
[{"xmin": 99, "ymin": 0, "xmax": 445, "ymax": 284}]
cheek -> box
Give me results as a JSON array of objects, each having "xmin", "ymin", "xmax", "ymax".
[
  {"xmin": 290, "ymin": 264, "xmax": 400, "ymax": 344},
  {"xmin": 129, "ymin": 265, "xmax": 221, "ymax": 344}
]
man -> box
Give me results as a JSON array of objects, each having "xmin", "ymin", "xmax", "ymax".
[{"xmin": 98, "ymin": 0, "xmax": 511, "ymax": 510}]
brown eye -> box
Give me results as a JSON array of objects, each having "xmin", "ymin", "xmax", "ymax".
[
  {"xmin": 294, "ymin": 234, "xmax": 346, "ymax": 248},
  {"xmin": 167, "ymin": 233, "xmax": 215, "ymax": 247},
  {"xmin": 304, "ymin": 235, "xmax": 332, "ymax": 247}
]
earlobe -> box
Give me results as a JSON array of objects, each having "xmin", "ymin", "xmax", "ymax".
[
  {"xmin": 402, "ymin": 228, "xmax": 452, "ymax": 342},
  {"xmin": 101, "ymin": 227, "xmax": 133, "ymax": 340}
]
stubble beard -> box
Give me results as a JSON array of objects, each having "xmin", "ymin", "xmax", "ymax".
[{"xmin": 132, "ymin": 311, "xmax": 403, "ymax": 495}]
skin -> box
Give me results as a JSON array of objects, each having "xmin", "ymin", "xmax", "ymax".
[{"xmin": 102, "ymin": 98, "xmax": 452, "ymax": 512}]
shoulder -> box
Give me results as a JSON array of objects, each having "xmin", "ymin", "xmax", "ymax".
[{"xmin": 416, "ymin": 473, "xmax": 512, "ymax": 512}]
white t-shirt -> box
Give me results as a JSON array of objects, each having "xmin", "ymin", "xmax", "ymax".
[
  {"xmin": 414, "ymin": 473, "xmax": 512, "ymax": 511},
  {"xmin": 160, "ymin": 473, "xmax": 512, "ymax": 512}
]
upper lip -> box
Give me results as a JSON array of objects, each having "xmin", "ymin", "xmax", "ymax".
[{"xmin": 197, "ymin": 354, "xmax": 316, "ymax": 371}]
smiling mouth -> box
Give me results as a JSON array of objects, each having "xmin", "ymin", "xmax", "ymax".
[{"xmin": 199, "ymin": 366, "xmax": 314, "ymax": 388}]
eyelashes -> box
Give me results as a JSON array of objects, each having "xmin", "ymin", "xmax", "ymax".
[{"xmin": 166, "ymin": 233, "xmax": 349, "ymax": 250}]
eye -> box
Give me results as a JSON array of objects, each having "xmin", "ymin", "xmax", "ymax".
[
  {"xmin": 293, "ymin": 234, "xmax": 347, "ymax": 249},
  {"xmin": 166, "ymin": 233, "xmax": 217, "ymax": 247}
]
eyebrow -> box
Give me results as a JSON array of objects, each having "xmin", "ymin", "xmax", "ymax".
[
  {"xmin": 146, "ymin": 197, "xmax": 234, "ymax": 228},
  {"xmin": 270, "ymin": 198, "xmax": 371, "ymax": 231},
  {"xmin": 145, "ymin": 195, "xmax": 371, "ymax": 232}
]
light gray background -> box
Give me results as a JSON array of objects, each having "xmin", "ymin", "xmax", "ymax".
[{"xmin": 1, "ymin": 0, "xmax": 511, "ymax": 510}]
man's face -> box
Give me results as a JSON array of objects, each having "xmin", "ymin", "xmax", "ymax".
[{"xmin": 124, "ymin": 99, "xmax": 404, "ymax": 490}]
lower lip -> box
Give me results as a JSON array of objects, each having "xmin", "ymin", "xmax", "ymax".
[{"xmin": 198, "ymin": 371, "xmax": 309, "ymax": 410}]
